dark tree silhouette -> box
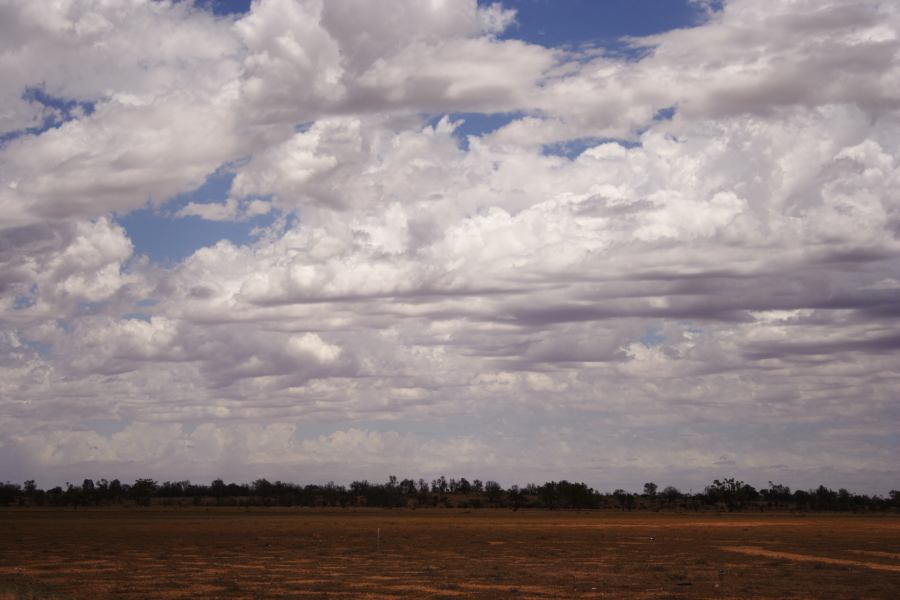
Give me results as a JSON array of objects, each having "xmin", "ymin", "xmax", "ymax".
[
  {"xmin": 131, "ymin": 479, "xmax": 158, "ymax": 506},
  {"xmin": 484, "ymin": 481, "xmax": 502, "ymax": 505},
  {"xmin": 5, "ymin": 475, "xmax": 895, "ymax": 512},
  {"xmin": 660, "ymin": 486, "xmax": 681, "ymax": 505}
]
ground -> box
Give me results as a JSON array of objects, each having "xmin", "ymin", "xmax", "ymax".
[{"xmin": 1, "ymin": 509, "xmax": 898, "ymax": 598}]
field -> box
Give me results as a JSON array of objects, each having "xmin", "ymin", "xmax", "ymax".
[{"xmin": 1, "ymin": 509, "xmax": 899, "ymax": 599}]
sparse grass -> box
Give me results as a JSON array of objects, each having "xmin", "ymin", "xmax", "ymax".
[
  {"xmin": 0, "ymin": 581, "xmax": 68, "ymax": 600},
  {"xmin": 0, "ymin": 509, "xmax": 898, "ymax": 598}
]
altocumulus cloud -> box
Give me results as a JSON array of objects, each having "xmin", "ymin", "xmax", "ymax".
[{"xmin": 1, "ymin": 0, "xmax": 899, "ymax": 493}]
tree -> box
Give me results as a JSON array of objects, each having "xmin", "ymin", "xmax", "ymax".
[
  {"xmin": 211, "ymin": 478, "xmax": 227, "ymax": 498},
  {"xmin": 508, "ymin": 485, "xmax": 524, "ymax": 511},
  {"xmin": 705, "ymin": 478, "xmax": 757, "ymax": 511},
  {"xmin": 131, "ymin": 478, "xmax": 158, "ymax": 506},
  {"xmin": 538, "ymin": 482, "xmax": 559, "ymax": 509},
  {"xmin": 555, "ymin": 481, "xmax": 596, "ymax": 509},
  {"xmin": 660, "ymin": 486, "xmax": 681, "ymax": 505},
  {"xmin": 23, "ymin": 480, "xmax": 45, "ymax": 506},
  {"xmin": 837, "ymin": 488, "xmax": 851, "ymax": 511},
  {"xmin": 761, "ymin": 481, "xmax": 791, "ymax": 506},
  {"xmin": 813, "ymin": 485, "xmax": 838, "ymax": 511},
  {"xmin": 485, "ymin": 481, "xmax": 502, "ymax": 505},
  {"xmin": 47, "ymin": 486, "xmax": 63, "ymax": 506},
  {"xmin": 643, "ymin": 482, "xmax": 658, "ymax": 498},
  {"xmin": 0, "ymin": 482, "xmax": 21, "ymax": 506},
  {"xmin": 63, "ymin": 483, "xmax": 83, "ymax": 508},
  {"xmin": 398, "ymin": 478, "xmax": 417, "ymax": 496},
  {"xmin": 793, "ymin": 489, "xmax": 811, "ymax": 510},
  {"xmin": 82, "ymin": 479, "xmax": 96, "ymax": 504},
  {"xmin": 108, "ymin": 479, "xmax": 123, "ymax": 503},
  {"xmin": 612, "ymin": 489, "xmax": 634, "ymax": 511},
  {"xmin": 431, "ymin": 476, "xmax": 448, "ymax": 494},
  {"xmin": 96, "ymin": 479, "xmax": 110, "ymax": 503},
  {"xmin": 253, "ymin": 479, "xmax": 275, "ymax": 498}
]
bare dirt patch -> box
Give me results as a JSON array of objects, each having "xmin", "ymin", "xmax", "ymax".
[
  {"xmin": 851, "ymin": 550, "xmax": 900, "ymax": 560},
  {"xmin": 722, "ymin": 546, "xmax": 900, "ymax": 573}
]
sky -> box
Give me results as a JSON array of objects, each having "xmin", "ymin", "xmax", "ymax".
[{"xmin": 1, "ymin": 0, "xmax": 898, "ymax": 495}]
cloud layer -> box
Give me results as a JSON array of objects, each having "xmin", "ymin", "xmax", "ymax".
[{"xmin": 1, "ymin": 0, "xmax": 898, "ymax": 493}]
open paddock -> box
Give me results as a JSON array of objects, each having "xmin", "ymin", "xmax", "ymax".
[{"xmin": 1, "ymin": 509, "xmax": 898, "ymax": 598}]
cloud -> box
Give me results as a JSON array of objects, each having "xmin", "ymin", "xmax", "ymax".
[
  {"xmin": 0, "ymin": 218, "xmax": 139, "ymax": 322},
  {"xmin": 1, "ymin": 0, "xmax": 899, "ymax": 492},
  {"xmin": 0, "ymin": 0, "xmax": 237, "ymax": 134}
]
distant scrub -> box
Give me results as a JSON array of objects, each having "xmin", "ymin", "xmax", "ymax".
[{"xmin": 0, "ymin": 475, "xmax": 897, "ymax": 513}]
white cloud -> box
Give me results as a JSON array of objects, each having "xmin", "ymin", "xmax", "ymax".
[
  {"xmin": 1, "ymin": 0, "xmax": 899, "ymax": 492},
  {"xmin": 0, "ymin": 218, "xmax": 139, "ymax": 323}
]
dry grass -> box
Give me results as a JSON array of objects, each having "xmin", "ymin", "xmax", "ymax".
[
  {"xmin": 1, "ymin": 508, "xmax": 898, "ymax": 598},
  {"xmin": 0, "ymin": 580, "xmax": 69, "ymax": 600}
]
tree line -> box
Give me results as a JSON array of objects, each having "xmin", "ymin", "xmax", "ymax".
[{"xmin": 0, "ymin": 476, "xmax": 897, "ymax": 512}]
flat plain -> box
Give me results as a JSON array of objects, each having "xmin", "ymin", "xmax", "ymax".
[{"xmin": 1, "ymin": 509, "xmax": 898, "ymax": 599}]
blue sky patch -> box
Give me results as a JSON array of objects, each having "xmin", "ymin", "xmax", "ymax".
[
  {"xmin": 123, "ymin": 312, "xmax": 153, "ymax": 322},
  {"xmin": 18, "ymin": 335, "xmax": 52, "ymax": 358},
  {"xmin": 490, "ymin": 0, "xmax": 709, "ymax": 53},
  {"xmin": 118, "ymin": 170, "xmax": 277, "ymax": 266},
  {"xmin": 542, "ymin": 137, "xmax": 641, "ymax": 159},
  {"xmin": 13, "ymin": 285, "xmax": 37, "ymax": 310},
  {"xmin": 1, "ymin": 87, "xmax": 96, "ymax": 145},
  {"xmin": 654, "ymin": 106, "xmax": 677, "ymax": 121},
  {"xmin": 21, "ymin": 87, "xmax": 95, "ymax": 119},
  {"xmin": 428, "ymin": 112, "xmax": 524, "ymax": 150},
  {"xmin": 193, "ymin": 0, "xmax": 252, "ymax": 16},
  {"xmin": 640, "ymin": 327, "xmax": 666, "ymax": 348}
]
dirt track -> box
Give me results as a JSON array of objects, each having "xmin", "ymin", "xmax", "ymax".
[{"xmin": 1, "ymin": 509, "xmax": 899, "ymax": 598}]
